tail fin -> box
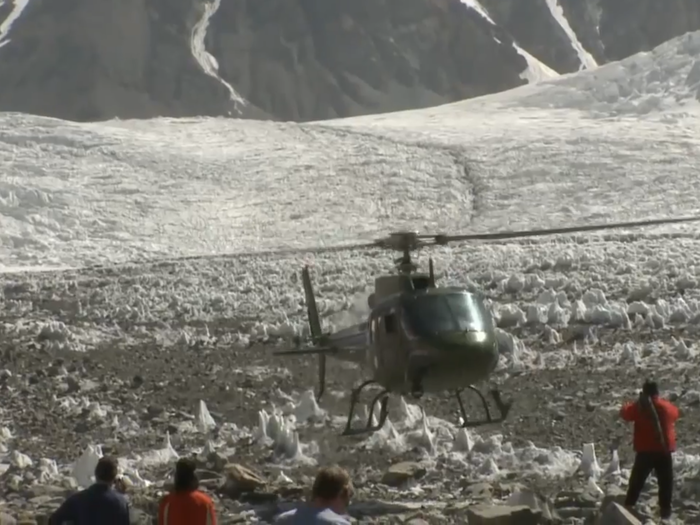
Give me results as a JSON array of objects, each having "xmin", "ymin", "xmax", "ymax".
[{"xmin": 302, "ymin": 265, "xmax": 327, "ymax": 401}]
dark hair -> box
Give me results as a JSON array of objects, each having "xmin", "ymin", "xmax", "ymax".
[
  {"xmin": 311, "ymin": 465, "xmax": 352, "ymax": 502},
  {"xmin": 94, "ymin": 456, "xmax": 119, "ymax": 483},
  {"xmin": 174, "ymin": 458, "xmax": 199, "ymax": 491},
  {"xmin": 643, "ymin": 380, "xmax": 659, "ymax": 397}
]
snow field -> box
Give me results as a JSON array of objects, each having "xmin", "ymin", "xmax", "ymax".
[
  {"xmin": 3, "ymin": 32, "xmax": 700, "ymax": 270},
  {"xmin": 0, "ymin": 114, "xmax": 472, "ymax": 268}
]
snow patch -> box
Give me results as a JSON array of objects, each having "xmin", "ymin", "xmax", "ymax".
[
  {"xmin": 190, "ymin": 0, "xmax": 246, "ymax": 110},
  {"xmin": 514, "ymin": 47, "xmax": 561, "ymax": 83},
  {"xmin": 460, "ymin": 0, "xmax": 559, "ymax": 83},
  {"xmin": 543, "ymin": 0, "xmax": 598, "ymax": 70},
  {"xmin": 0, "ymin": 0, "xmax": 30, "ymax": 48},
  {"xmin": 460, "ymin": 0, "xmax": 494, "ymax": 23}
]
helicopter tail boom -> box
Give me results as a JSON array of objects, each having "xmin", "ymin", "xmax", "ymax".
[
  {"xmin": 302, "ymin": 265, "xmax": 327, "ymax": 401},
  {"xmin": 273, "ymin": 346, "xmax": 339, "ymax": 356}
]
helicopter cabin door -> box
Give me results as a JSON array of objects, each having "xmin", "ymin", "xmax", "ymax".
[{"xmin": 372, "ymin": 306, "xmax": 403, "ymax": 388}]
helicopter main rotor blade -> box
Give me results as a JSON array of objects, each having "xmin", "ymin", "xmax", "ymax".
[
  {"xmin": 419, "ymin": 215, "xmax": 700, "ymax": 244},
  {"xmin": 232, "ymin": 240, "xmax": 379, "ymax": 258}
]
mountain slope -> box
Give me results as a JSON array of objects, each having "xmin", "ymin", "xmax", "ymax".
[
  {"xmin": 205, "ymin": 0, "xmax": 530, "ymax": 121},
  {"xmin": 0, "ymin": 0, "xmax": 699, "ymax": 122},
  {"xmin": 0, "ymin": 0, "xmax": 268, "ymax": 121}
]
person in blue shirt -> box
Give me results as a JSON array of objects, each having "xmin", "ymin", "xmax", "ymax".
[
  {"xmin": 275, "ymin": 465, "xmax": 353, "ymax": 524},
  {"xmin": 49, "ymin": 456, "xmax": 130, "ymax": 525}
]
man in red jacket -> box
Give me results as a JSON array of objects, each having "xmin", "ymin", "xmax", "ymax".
[{"xmin": 620, "ymin": 380, "xmax": 679, "ymax": 521}]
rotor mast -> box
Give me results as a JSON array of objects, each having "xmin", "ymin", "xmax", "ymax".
[{"xmin": 379, "ymin": 231, "xmax": 423, "ymax": 276}]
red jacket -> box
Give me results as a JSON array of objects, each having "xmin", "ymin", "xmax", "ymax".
[
  {"xmin": 158, "ymin": 489, "xmax": 217, "ymax": 525},
  {"xmin": 620, "ymin": 396, "xmax": 679, "ymax": 453}
]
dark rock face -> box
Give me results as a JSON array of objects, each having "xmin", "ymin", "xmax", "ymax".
[
  {"xmin": 478, "ymin": 0, "xmax": 584, "ymax": 74},
  {"xmin": 0, "ymin": 0, "xmax": 266, "ymax": 121},
  {"xmin": 206, "ymin": 0, "xmax": 527, "ymax": 121},
  {"xmin": 597, "ymin": 0, "xmax": 700, "ymax": 61},
  {"xmin": 557, "ymin": 0, "xmax": 606, "ymax": 64},
  {"xmin": 0, "ymin": 0, "xmax": 699, "ymax": 122}
]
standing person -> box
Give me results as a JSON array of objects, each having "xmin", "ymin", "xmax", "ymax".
[
  {"xmin": 49, "ymin": 456, "xmax": 130, "ymax": 525},
  {"xmin": 275, "ymin": 465, "xmax": 353, "ymax": 524},
  {"xmin": 158, "ymin": 458, "xmax": 217, "ymax": 525},
  {"xmin": 620, "ymin": 379, "xmax": 680, "ymax": 521}
]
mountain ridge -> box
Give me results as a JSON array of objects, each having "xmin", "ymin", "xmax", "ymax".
[{"xmin": 0, "ymin": 0, "xmax": 698, "ymax": 122}]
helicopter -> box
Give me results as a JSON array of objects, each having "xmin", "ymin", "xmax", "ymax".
[{"xmin": 274, "ymin": 215, "xmax": 700, "ymax": 436}]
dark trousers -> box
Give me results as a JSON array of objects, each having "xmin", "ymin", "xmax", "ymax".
[{"xmin": 625, "ymin": 451, "xmax": 673, "ymax": 518}]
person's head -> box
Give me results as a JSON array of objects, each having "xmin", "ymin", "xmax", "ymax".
[
  {"xmin": 643, "ymin": 379, "xmax": 659, "ymax": 397},
  {"xmin": 94, "ymin": 456, "xmax": 119, "ymax": 485},
  {"xmin": 174, "ymin": 458, "xmax": 199, "ymax": 491},
  {"xmin": 310, "ymin": 465, "xmax": 353, "ymax": 513}
]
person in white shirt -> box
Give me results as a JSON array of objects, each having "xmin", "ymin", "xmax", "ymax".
[{"xmin": 275, "ymin": 465, "xmax": 353, "ymax": 524}]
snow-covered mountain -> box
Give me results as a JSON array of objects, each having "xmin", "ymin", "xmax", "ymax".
[{"xmin": 0, "ymin": 0, "xmax": 698, "ymax": 122}]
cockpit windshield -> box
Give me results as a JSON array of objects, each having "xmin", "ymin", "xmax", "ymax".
[{"xmin": 401, "ymin": 292, "xmax": 493, "ymax": 337}]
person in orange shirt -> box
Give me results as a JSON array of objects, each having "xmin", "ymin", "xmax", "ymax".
[
  {"xmin": 158, "ymin": 458, "xmax": 217, "ymax": 525},
  {"xmin": 620, "ymin": 380, "xmax": 680, "ymax": 521}
]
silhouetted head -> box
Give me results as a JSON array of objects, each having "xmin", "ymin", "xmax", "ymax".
[
  {"xmin": 311, "ymin": 465, "xmax": 353, "ymax": 514},
  {"xmin": 94, "ymin": 456, "xmax": 119, "ymax": 485},
  {"xmin": 174, "ymin": 458, "xmax": 199, "ymax": 491},
  {"xmin": 643, "ymin": 379, "xmax": 659, "ymax": 397}
]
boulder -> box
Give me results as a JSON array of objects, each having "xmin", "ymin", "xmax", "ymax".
[
  {"xmin": 0, "ymin": 513, "xmax": 16, "ymax": 525},
  {"xmin": 380, "ymin": 461, "xmax": 427, "ymax": 487},
  {"xmin": 466, "ymin": 504, "xmax": 541, "ymax": 525},
  {"xmin": 597, "ymin": 503, "xmax": 642, "ymax": 525},
  {"xmin": 219, "ymin": 464, "xmax": 266, "ymax": 499}
]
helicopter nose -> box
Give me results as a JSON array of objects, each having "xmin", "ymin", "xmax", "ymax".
[
  {"xmin": 435, "ymin": 330, "xmax": 499, "ymax": 362},
  {"xmin": 438, "ymin": 330, "xmax": 491, "ymax": 347}
]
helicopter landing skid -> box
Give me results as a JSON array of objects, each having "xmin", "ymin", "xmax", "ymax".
[
  {"xmin": 342, "ymin": 379, "xmax": 391, "ymax": 436},
  {"xmin": 455, "ymin": 386, "xmax": 512, "ymax": 427}
]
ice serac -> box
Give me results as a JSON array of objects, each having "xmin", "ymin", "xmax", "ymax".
[{"xmin": 0, "ymin": 0, "xmax": 265, "ymax": 121}]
